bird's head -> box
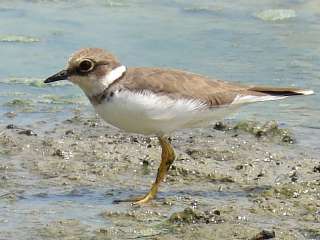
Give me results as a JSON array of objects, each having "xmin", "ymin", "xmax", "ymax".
[{"xmin": 44, "ymin": 48, "xmax": 126, "ymax": 96}]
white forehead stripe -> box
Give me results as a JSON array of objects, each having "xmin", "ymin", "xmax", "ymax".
[{"xmin": 103, "ymin": 65, "xmax": 127, "ymax": 87}]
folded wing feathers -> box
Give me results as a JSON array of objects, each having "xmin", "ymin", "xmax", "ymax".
[
  {"xmin": 248, "ymin": 86, "xmax": 314, "ymax": 96},
  {"xmin": 231, "ymin": 86, "xmax": 314, "ymax": 105}
]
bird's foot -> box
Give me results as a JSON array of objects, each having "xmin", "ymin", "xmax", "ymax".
[{"xmin": 113, "ymin": 188, "xmax": 156, "ymax": 204}]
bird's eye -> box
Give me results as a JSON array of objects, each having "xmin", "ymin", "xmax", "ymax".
[{"xmin": 78, "ymin": 59, "xmax": 94, "ymax": 73}]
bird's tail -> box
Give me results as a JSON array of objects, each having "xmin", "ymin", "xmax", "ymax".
[
  {"xmin": 248, "ymin": 86, "xmax": 314, "ymax": 96},
  {"xmin": 231, "ymin": 86, "xmax": 314, "ymax": 105}
]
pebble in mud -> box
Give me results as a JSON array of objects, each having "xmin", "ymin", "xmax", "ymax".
[
  {"xmin": 235, "ymin": 164, "xmax": 244, "ymax": 170},
  {"xmin": 289, "ymin": 171, "xmax": 298, "ymax": 182},
  {"xmin": 65, "ymin": 129, "xmax": 75, "ymax": 135},
  {"xmin": 313, "ymin": 164, "xmax": 320, "ymax": 173},
  {"xmin": 169, "ymin": 207, "xmax": 224, "ymax": 224},
  {"xmin": 4, "ymin": 112, "xmax": 17, "ymax": 118},
  {"xmin": 6, "ymin": 124, "xmax": 17, "ymax": 129},
  {"xmin": 18, "ymin": 129, "xmax": 37, "ymax": 136},
  {"xmin": 5, "ymin": 124, "xmax": 37, "ymax": 136},
  {"xmin": 250, "ymin": 230, "xmax": 275, "ymax": 240},
  {"xmin": 185, "ymin": 148, "xmax": 235, "ymax": 161},
  {"xmin": 213, "ymin": 121, "xmax": 229, "ymax": 131},
  {"xmin": 52, "ymin": 149, "xmax": 72, "ymax": 160}
]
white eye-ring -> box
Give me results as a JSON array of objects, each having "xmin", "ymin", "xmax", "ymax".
[{"xmin": 78, "ymin": 59, "xmax": 95, "ymax": 73}]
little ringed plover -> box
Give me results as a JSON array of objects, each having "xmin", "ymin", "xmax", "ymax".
[{"xmin": 45, "ymin": 48, "xmax": 314, "ymax": 204}]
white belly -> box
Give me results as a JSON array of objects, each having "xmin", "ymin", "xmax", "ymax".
[{"xmin": 94, "ymin": 90, "xmax": 236, "ymax": 135}]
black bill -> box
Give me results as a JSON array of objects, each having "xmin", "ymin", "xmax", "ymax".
[{"xmin": 44, "ymin": 69, "xmax": 69, "ymax": 83}]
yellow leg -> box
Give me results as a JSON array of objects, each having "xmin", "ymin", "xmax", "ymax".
[
  {"xmin": 114, "ymin": 136, "xmax": 175, "ymax": 204},
  {"xmin": 135, "ymin": 136, "xmax": 175, "ymax": 204}
]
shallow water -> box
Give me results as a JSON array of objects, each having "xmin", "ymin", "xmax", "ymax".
[
  {"xmin": 0, "ymin": 1, "xmax": 319, "ymax": 239},
  {"xmin": 0, "ymin": 0, "xmax": 319, "ymax": 150}
]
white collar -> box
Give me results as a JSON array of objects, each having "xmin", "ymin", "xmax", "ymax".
[{"xmin": 104, "ymin": 65, "xmax": 126, "ymax": 87}]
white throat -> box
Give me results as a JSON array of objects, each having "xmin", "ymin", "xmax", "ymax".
[
  {"xmin": 102, "ymin": 65, "xmax": 127, "ymax": 88},
  {"xmin": 81, "ymin": 65, "xmax": 127, "ymax": 98}
]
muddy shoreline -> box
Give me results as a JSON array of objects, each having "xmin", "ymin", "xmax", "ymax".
[{"xmin": 0, "ymin": 112, "xmax": 319, "ymax": 239}]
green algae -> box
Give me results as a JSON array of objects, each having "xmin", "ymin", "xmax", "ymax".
[
  {"xmin": 168, "ymin": 207, "xmax": 224, "ymax": 225},
  {"xmin": 183, "ymin": 6, "xmax": 222, "ymax": 14},
  {"xmin": 207, "ymin": 173, "xmax": 235, "ymax": 183},
  {"xmin": 255, "ymin": 9, "xmax": 296, "ymax": 21},
  {"xmin": 1, "ymin": 77, "xmax": 45, "ymax": 87},
  {"xmin": 103, "ymin": 0, "xmax": 129, "ymax": 7},
  {"xmin": 169, "ymin": 207, "xmax": 203, "ymax": 224},
  {"xmin": 302, "ymin": 228, "xmax": 320, "ymax": 239},
  {"xmin": 5, "ymin": 99, "xmax": 33, "ymax": 107},
  {"xmin": 260, "ymin": 183, "xmax": 299, "ymax": 199},
  {"xmin": 0, "ymin": 149, "xmax": 11, "ymax": 155},
  {"xmin": 40, "ymin": 95, "xmax": 85, "ymax": 105},
  {"xmin": 260, "ymin": 181, "xmax": 320, "ymax": 200},
  {"xmin": 4, "ymin": 99, "xmax": 35, "ymax": 113},
  {"xmin": 233, "ymin": 120, "xmax": 295, "ymax": 143},
  {"xmin": 1, "ymin": 77, "xmax": 71, "ymax": 87},
  {"xmin": 0, "ymin": 35, "xmax": 40, "ymax": 43}
]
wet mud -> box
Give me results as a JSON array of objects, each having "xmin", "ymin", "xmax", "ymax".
[{"xmin": 0, "ymin": 113, "xmax": 319, "ymax": 239}]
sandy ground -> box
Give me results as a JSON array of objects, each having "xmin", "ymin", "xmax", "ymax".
[{"xmin": 0, "ymin": 112, "xmax": 319, "ymax": 240}]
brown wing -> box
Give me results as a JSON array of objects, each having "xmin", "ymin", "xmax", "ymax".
[
  {"xmin": 117, "ymin": 67, "xmax": 312, "ymax": 107},
  {"xmin": 118, "ymin": 67, "xmax": 245, "ymax": 106}
]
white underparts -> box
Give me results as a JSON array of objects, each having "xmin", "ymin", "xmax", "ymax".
[
  {"xmin": 94, "ymin": 89, "xmax": 227, "ymax": 135},
  {"xmin": 112, "ymin": 90, "xmax": 208, "ymax": 120}
]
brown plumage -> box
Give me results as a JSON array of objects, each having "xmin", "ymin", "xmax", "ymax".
[{"xmin": 92, "ymin": 66, "xmax": 312, "ymax": 107}]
